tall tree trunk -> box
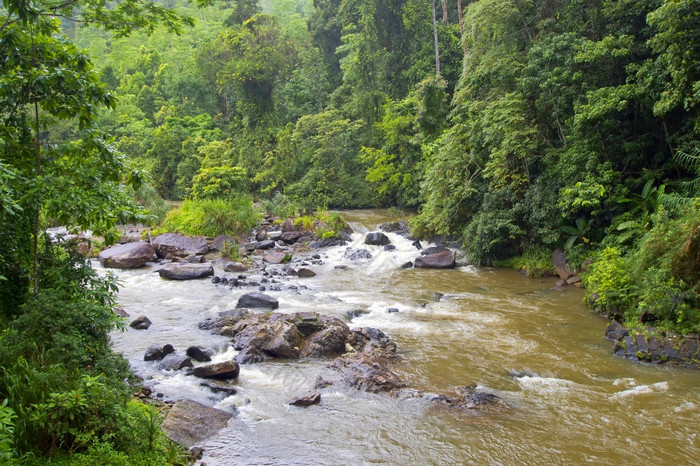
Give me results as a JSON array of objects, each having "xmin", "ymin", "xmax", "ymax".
[
  {"xmin": 432, "ymin": 0, "xmax": 441, "ymax": 76},
  {"xmin": 457, "ymin": 0, "xmax": 468, "ymax": 55},
  {"xmin": 441, "ymin": 0, "xmax": 448, "ymax": 22},
  {"xmin": 33, "ymin": 100, "xmax": 41, "ymax": 295}
]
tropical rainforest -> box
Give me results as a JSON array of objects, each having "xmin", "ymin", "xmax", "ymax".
[{"xmin": 0, "ymin": 0, "xmax": 699, "ymax": 462}]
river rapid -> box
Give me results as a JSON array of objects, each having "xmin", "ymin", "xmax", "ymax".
[{"xmin": 106, "ymin": 209, "xmax": 699, "ymax": 465}]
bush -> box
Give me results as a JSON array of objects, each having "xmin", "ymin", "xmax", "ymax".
[
  {"xmin": 261, "ymin": 192, "xmax": 298, "ymax": 219},
  {"xmin": 583, "ymin": 247, "xmax": 635, "ymax": 318},
  {"xmin": 160, "ymin": 197, "xmax": 259, "ymax": 237}
]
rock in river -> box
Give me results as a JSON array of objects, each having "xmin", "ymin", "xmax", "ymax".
[
  {"xmin": 158, "ymin": 263, "xmax": 214, "ymax": 280},
  {"xmin": 144, "ymin": 343, "xmax": 174, "ymax": 361},
  {"xmin": 290, "ymin": 392, "xmax": 321, "ymax": 407},
  {"xmin": 98, "ymin": 241, "xmax": 155, "ymax": 269},
  {"xmin": 186, "ymin": 345, "xmax": 214, "ymax": 362},
  {"xmin": 158, "ymin": 353, "xmax": 193, "ymax": 371},
  {"xmin": 162, "ymin": 399, "xmax": 232, "ymax": 448},
  {"xmin": 364, "ymin": 232, "xmax": 391, "ymax": 246},
  {"xmin": 130, "ymin": 315, "xmax": 152, "ymax": 330},
  {"xmin": 153, "ymin": 233, "xmax": 209, "ymax": 259},
  {"xmin": 192, "ymin": 360, "xmax": 240, "ymax": 380},
  {"xmin": 236, "ymin": 292, "xmax": 279, "ymax": 309},
  {"xmin": 414, "ymin": 250, "xmax": 455, "ymax": 269}
]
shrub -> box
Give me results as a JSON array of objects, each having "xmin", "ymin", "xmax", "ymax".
[
  {"xmin": 160, "ymin": 197, "xmax": 259, "ymax": 237},
  {"xmin": 582, "ymin": 247, "xmax": 635, "ymax": 317}
]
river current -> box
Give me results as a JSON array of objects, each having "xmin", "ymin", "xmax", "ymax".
[{"xmin": 106, "ymin": 209, "xmax": 699, "ymax": 465}]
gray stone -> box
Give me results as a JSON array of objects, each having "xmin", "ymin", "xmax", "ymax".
[
  {"xmin": 223, "ymin": 261, "xmax": 248, "ymax": 272},
  {"xmin": 552, "ymin": 249, "xmax": 574, "ymax": 280},
  {"xmin": 158, "ymin": 263, "xmax": 214, "ymax": 280},
  {"xmin": 414, "ymin": 250, "xmax": 455, "ymax": 269},
  {"xmin": 186, "ymin": 345, "xmax": 214, "ymax": 362},
  {"xmin": 297, "ymin": 268, "xmax": 316, "ymax": 278},
  {"xmin": 364, "ymin": 232, "xmax": 390, "ymax": 246},
  {"xmin": 153, "ymin": 233, "xmax": 209, "ymax": 259},
  {"xmin": 158, "ymin": 353, "xmax": 193, "ymax": 371},
  {"xmin": 236, "ymin": 292, "xmax": 279, "ymax": 309},
  {"xmin": 343, "ymin": 248, "xmax": 372, "ymax": 261},
  {"xmin": 144, "ymin": 344, "xmax": 174, "ymax": 361},
  {"xmin": 130, "ymin": 315, "xmax": 152, "ymax": 330},
  {"xmin": 420, "ymin": 245, "xmax": 446, "ymax": 256},
  {"xmin": 98, "ymin": 241, "xmax": 155, "ymax": 269},
  {"xmin": 281, "ymin": 231, "xmax": 303, "ymax": 244},
  {"xmin": 264, "ymin": 251, "xmax": 288, "ymax": 264},
  {"xmin": 192, "ymin": 360, "xmax": 240, "ymax": 380},
  {"xmin": 210, "ymin": 235, "xmax": 236, "ymax": 252},
  {"xmin": 255, "ymin": 240, "xmax": 276, "ymax": 250},
  {"xmin": 162, "ymin": 399, "xmax": 232, "ymax": 448}
]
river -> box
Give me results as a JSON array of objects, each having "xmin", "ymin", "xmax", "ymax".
[{"xmin": 106, "ymin": 209, "xmax": 699, "ymax": 465}]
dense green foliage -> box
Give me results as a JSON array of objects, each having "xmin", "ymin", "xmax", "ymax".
[{"xmin": 159, "ymin": 197, "xmax": 259, "ymax": 237}]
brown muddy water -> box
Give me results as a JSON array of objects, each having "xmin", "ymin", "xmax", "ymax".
[{"xmin": 107, "ymin": 209, "xmax": 699, "ymax": 465}]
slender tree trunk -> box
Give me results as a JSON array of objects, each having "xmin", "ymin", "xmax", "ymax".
[
  {"xmin": 457, "ymin": 0, "xmax": 468, "ymax": 55},
  {"xmin": 441, "ymin": 0, "xmax": 448, "ymax": 22},
  {"xmin": 432, "ymin": 0, "xmax": 441, "ymax": 76},
  {"xmin": 33, "ymin": 100, "xmax": 41, "ymax": 295}
]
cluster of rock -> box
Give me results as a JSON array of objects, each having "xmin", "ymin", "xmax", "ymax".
[
  {"xmin": 605, "ymin": 321, "xmax": 700, "ymax": 368},
  {"xmin": 552, "ymin": 249, "xmax": 582, "ymax": 287},
  {"xmin": 343, "ymin": 230, "xmax": 457, "ymax": 269}
]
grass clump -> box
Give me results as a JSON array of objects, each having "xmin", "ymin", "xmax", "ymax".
[
  {"xmin": 160, "ymin": 197, "xmax": 259, "ymax": 237},
  {"xmin": 496, "ymin": 246, "xmax": 554, "ymax": 277}
]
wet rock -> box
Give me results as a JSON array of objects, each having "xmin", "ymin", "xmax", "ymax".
[
  {"xmin": 255, "ymin": 239, "xmax": 276, "ymax": 250},
  {"xmin": 297, "ymin": 268, "xmax": 316, "ymax": 278},
  {"xmin": 420, "ymin": 245, "xmax": 446, "ymax": 256},
  {"xmin": 309, "ymin": 238, "xmax": 347, "ymax": 248},
  {"xmin": 158, "ymin": 353, "xmax": 193, "ymax": 371},
  {"xmin": 400, "ymin": 261, "xmax": 413, "ymax": 269},
  {"xmin": 566, "ymin": 275, "xmax": 582, "ymax": 285},
  {"xmin": 130, "ymin": 315, "xmax": 152, "ymax": 330},
  {"xmin": 210, "ymin": 235, "xmax": 236, "ymax": 252},
  {"xmin": 158, "ymin": 263, "xmax": 214, "ymax": 280},
  {"xmin": 223, "ymin": 261, "xmax": 248, "ymax": 273},
  {"xmin": 98, "ymin": 241, "xmax": 155, "ymax": 269},
  {"xmin": 236, "ymin": 292, "xmax": 279, "ymax": 309},
  {"xmin": 153, "ymin": 233, "xmax": 209, "ymax": 259},
  {"xmin": 232, "ymin": 316, "xmax": 302, "ymax": 363},
  {"xmin": 192, "ymin": 360, "xmax": 240, "ymax": 380},
  {"xmin": 290, "ymin": 392, "xmax": 321, "ymax": 407},
  {"xmin": 162, "ymin": 399, "xmax": 232, "ymax": 448},
  {"xmin": 412, "ymin": 240, "xmax": 422, "ymax": 250},
  {"xmin": 384, "ymin": 244, "xmax": 396, "ymax": 251},
  {"xmin": 387, "ymin": 307, "xmax": 399, "ymax": 313},
  {"xmin": 607, "ymin": 322, "xmax": 699, "ymax": 367},
  {"xmin": 605, "ymin": 321, "xmax": 629, "ymax": 341},
  {"xmin": 454, "ymin": 385, "xmax": 508, "ymax": 410},
  {"xmin": 281, "ymin": 231, "xmax": 303, "ymax": 244},
  {"xmin": 113, "ymin": 307, "xmax": 129, "ymax": 318},
  {"xmin": 255, "ymin": 229, "xmax": 268, "ymax": 242},
  {"xmin": 346, "ymin": 309, "xmax": 369, "ymax": 319},
  {"xmin": 144, "ymin": 344, "xmax": 175, "ymax": 361},
  {"xmin": 182, "ymin": 254, "xmax": 204, "ymax": 263},
  {"xmin": 264, "ymin": 251, "xmax": 288, "ymax": 264},
  {"xmin": 414, "ymin": 250, "xmax": 455, "ymax": 269},
  {"xmin": 365, "ymin": 232, "xmax": 390, "ymax": 246},
  {"xmin": 199, "ymin": 380, "xmax": 238, "ymax": 395},
  {"xmin": 552, "ymin": 249, "xmax": 574, "ymax": 280},
  {"xmin": 320, "ymin": 352, "xmax": 405, "ymax": 393},
  {"xmin": 378, "ymin": 220, "xmax": 412, "ymax": 238},
  {"xmin": 186, "ymin": 345, "xmax": 214, "ymax": 362},
  {"xmin": 343, "ymin": 248, "xmax": 372, "ymax": 261},
  {"xmin": 300, "ymin": 317, "xmax": 353, "ymax": 358},
  {"xmin": 267, "ymin": 230, "xmax": 282, "ymax": 241},
  {"xmin": 281, "ymin": 219, "xmax": 298, "ymax": 232}
]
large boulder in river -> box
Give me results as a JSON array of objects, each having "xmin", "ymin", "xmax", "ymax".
[
  {"xmin": 192, "ymin": 360, "xmax": 240, "ymax": 380},
  {"xmin": 186, "ymin": 345, "xmax": 214, "ymax": 362},
  {"xmin": 236, "ymin": 292, "xmax": 279, "ymax": 309},
  {"xmin": 158, "ymin": 263, "xmax": 214, "ymax": 280},
  {"xmin": 162, "ymin": 399, "xmax": 232, "ymax": 448},
  {"xmin": 364, "ymin": 232, "xmax": 390, "ymax": 246},
  {"xmin": 144, "ymin": 343, "xmax": 174, "ymax": 361},
  {"xmin": 230, "ymin": 314, "xmax": 303, "ymax": 363},
  {"xmin": 130, "ymin": 315, "xmax": 152, "ymax": 330},
  {"xmin": 281, "ymin": 231, "xmax": 303, "ymax": 244},
  {"xmin": 300, "ymin": 316, "xmax": 354, "ymax": 358},
  {"xmin": 158, "ymin": 353, "xmax": 193, "ymax": 371},
  {"xmin": 210, "ymin": 235, "xmax": 235, "ymax": 252},
  {"xmin": 153, "ymin": 233, "xmax": 209, "ymax": 259},
  {"xmin": 420, "ymin": 245, "xmax": 446, "ymax": 256},
  {"xmin": 414, "ymin": 250, "xmax": 455, "ymax": 269},
  {"xmin": 98, "ymin": 241, "xmax": 155, "ymax": 268}
]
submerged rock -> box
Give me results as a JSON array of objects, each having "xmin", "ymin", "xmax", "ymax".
[
  {"xmin": 343, "ymin": 248, "xmax": 372, "ymax": 261},
  {"xmin": 289, "ymin": 392, "xmax": 321, "ymax": 407},
  {"xmin": 162, "ymin": 399, "xmax": 232, "ymax": 448},
  {"xmin": 98, "ymin": 241, "xmax": 155, "ymax": 269},
  {"xmin": 607, "ymin": 322, "xmax": 699, "ymax": 367},
  {"xmin": 158, "ymin": 263, "xmax": 214, "ymax": 280}
]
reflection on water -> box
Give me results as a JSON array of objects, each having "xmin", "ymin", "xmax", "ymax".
[{"xmin": 109, "ymin": 209, "xmax": 700, "ymax": 464}]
